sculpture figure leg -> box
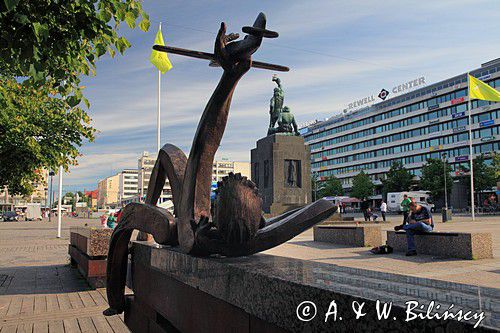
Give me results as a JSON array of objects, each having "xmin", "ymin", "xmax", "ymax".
[{"xmin": 105, "ymin": 203, "xmax": 176, "ymax": 315}]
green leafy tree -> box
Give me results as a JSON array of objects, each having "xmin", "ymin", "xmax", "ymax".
[
  {"xmin": 420, "ymin": 158, "xmax": 453, "ymax": 204},
  {"xmin": 472, "ymin": 154, "xmax": 496, "ymax": 200},
  {"xmin": 318, "ymin": 176, "xmax": 344, "ymax": 198},
  {"xmin": 1, "ymin": 0, "xmax": 150, "ymax": 99},
  {"xmin": 492, "ymin": 153, "xmax": 500, "ymax": 182},
  {"xmin": 381, "ymin": 161, "xmax": 413, "ymax": 198},
  {"xmin": 0, "ymin": 0, "xmax": 149, "ymax": 195},
  {"xmin": 349, "ymin": 171, "xmax": 374, "ymax": 200}
]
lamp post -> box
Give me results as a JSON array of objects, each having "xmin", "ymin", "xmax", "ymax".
[
  {"xmin": 313, "ymin": 171, "xmax": 318, "ymax": 202},
  {"xmin": 441, "ymin": 153, "xmax": 452, "ymax": 222},
  {"xmin": 140, "ymin": 167, "xmax": 145, "ymax": 203},
  {"xmin": 48, "ymin": 170, "xmax": 55, "ymax": 222},
  {"xmin": 442, "ymin": 153, "xmax": 448, "ymax": 209}
]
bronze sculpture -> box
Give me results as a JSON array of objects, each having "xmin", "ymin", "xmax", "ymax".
[
  {"xmin": 104, "ymin": 12, "xmax": 336, "ymax": 316},
  {"xmin": 268, "ymin": 76, "xmax": 284, "ymax": 134},
  {"xmin": 267, "ymin": 76, "xmax": 300, "ymax": 136}
]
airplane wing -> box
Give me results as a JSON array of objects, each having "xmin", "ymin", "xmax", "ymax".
[{"xmin": 152, "ymin": 45, "xmax": 289, "ymax": 72}]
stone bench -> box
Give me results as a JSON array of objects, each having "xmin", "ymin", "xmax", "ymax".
[
  {"xmin": 69, "ymin": 226, "xmax": 113, "ymax": 287},
  {"xmin": 386, "ymin": 231, "xmax": 493, "ymax": 260},
  {"xmin": 313, "ymin": 225, "xmax": 382, "ymax": 247}
]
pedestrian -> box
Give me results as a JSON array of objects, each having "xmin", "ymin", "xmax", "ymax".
[
  {"xmin": 360, "ymin": 200, "xmax": 369, "ymax": 221},
  {"xmin": 401, "ymin": 194, "xmax": 411, "ymax": 225},
  {"xmin": 342, "ymin": 202, "xmax": 346, "ymax": 214},
  {"xmin": 107, "ymin": 214, "xmax": 116, "ymax": 229},
  {"xmin": 100, "ymin": 213, "xmax": 108, "ymax": 228},
  {"xmin": 380, "ymin": 200, "xmax": 387, "ymax": 222}
]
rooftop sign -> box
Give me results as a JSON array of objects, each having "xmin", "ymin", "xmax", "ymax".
[{"xmin": 346, "ymin": 76, "xmax": 426, "ymax": 111}]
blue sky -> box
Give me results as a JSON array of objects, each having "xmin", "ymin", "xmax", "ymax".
[{"xmin": 64, "ymin": 0, "xmax": 500, "ymax": 192}]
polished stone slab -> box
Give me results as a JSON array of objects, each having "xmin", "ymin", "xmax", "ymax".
[
  {"xmin": 313, "ymin": 225, "xmax": 382, "ymax": 247},
  {"xmin": 387, "ymin": 231, "xmax": 493, "ymax": 260},
  {"xmin": 129, "ymin": 241, "xmax": 498, "ymax": 332}
]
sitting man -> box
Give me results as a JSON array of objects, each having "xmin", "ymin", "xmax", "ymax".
[{"xmin": 394, "ymin": 201, "xmax": 433, "ymax": 256}]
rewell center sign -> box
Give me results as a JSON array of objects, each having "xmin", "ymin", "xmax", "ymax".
[{"xmin": 347, "ymin": 76, "xmax": 426, "ymax": 111}]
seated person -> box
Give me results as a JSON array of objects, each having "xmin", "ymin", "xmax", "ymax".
[{"xmin": 394, "ymin": 202, "xmax": 433, "ymax": 256}]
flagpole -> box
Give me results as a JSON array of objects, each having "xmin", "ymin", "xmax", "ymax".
[
  {"xmin": 157, "ymin": 68, "xmax": 161, "ymax": 152},
  {"xmin": 157, "ymin": 23, "xmax": 162, "ymax": 153},
  {"xmin": 467, "ymin": 73, "xmax": 475, "ymax": 221}
]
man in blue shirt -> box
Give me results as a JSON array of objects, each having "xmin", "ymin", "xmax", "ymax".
[{"xmin": 394, "ymin": 201, "xmax": 433, "ymax": 256}]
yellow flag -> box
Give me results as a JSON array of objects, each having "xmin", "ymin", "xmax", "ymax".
[
  {"xmin": 469, "ymin": 74, "xmax": 500, "ymax": 102},
  {"xmin": 150, "ymin": 26, "xmax": 172, "ymax": 74}
]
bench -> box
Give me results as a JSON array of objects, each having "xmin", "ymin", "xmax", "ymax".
[
  {"xmin": 69, "ymin": 227, "xmax": 113, "ymax": 287},
  {"xmin": 313, "ymin": 225, "xmax": 382, "ymax": 247},
  {"xmin": 386, "ymin": 231, "xmax": 493, "ymax": 260}
]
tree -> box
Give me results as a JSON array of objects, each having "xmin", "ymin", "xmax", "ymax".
[
  {"xmin": 472, "ymin": 154, "xmax": 496, "ymax": 202},
  {"xmin": 318, "ymin": 176, "xmax": 344, "ymax": 198},
  {"xmin": 349, "ymin": 171, "xmax": 374, "ymax": 200},
  {"xmin": 492, "ymin": 153, "xmax": 500, "ymax": 182},
  {"xmin": 0, "ymin": 0, "xmax": 150, "ymax": 99},
  {"xmin": 381, "ymin": 161, "xmax": 413, "ymax": 198},
  {"xmin": 420, "ymin": 158, "xmax": 453, "ymax": 204},
  {"xmin": 0, "ymin": 0, "xmax": 150, "ymax": 195}
]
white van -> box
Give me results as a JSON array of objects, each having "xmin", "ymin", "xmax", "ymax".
[{"xmin": 387, "ymin": 191, "xmax": 435, "ymax": 213}]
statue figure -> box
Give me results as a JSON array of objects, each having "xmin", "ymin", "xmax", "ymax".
[
  {"xmin": 103, "ymin": 13, "xmax": 336, "ymax": 316},
  {"xmin": 268, "ymin": 76, "xmax": 284, "ymax": 135},
  {"xmin": 276, "ymin": 106, "xmax": 300, "ymax": 136},
  {"xmin": 286, "ymin": 160, "xmax": 296, "ymax": 187},
  {"xmin": 267, "ymin": 76, "xmax": 300, "ymax": 136}
]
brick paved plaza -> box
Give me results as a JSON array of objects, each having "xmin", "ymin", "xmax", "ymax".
[
  {"xmin": 0, "ymin": 218, "xmax": 128, "ymax": 333},
  {"xmin": 0, "ymin": 215, "xmax": 499, "ymax": 331}
]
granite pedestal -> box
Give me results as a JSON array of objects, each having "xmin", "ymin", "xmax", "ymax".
[
  {"xmin": 251, "ymin": 134, "xmax": 311, "ymax": 216},
  {"xmin": 69, "ymin": 226, "xmax": 113, "ymax": 287},
  {"xmin": 124, "ymin": 241, "xmax": 498, "ymax": 332},
  {"xmin": 387, "ymin": 231, "xmax": 493, "ymax": 260},
  {"xmin": 313, "ymin": 225, "xmax": 382, "ymax": 247}
]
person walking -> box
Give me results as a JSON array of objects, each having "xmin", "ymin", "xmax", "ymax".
[
  {"xmin": 401, "ymin": 194, "xmax": 411, "ymax": 225},
  {"xmin": 380, "ymin": 200, "xmax": 387, "ymax": 222}
]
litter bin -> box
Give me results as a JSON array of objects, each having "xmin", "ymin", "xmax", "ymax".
[{"xmin": 441, "ymin": 208, "xmax": 452, "ymax": 222}]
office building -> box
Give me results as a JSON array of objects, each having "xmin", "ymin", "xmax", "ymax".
[
  {"xmin": 119, "ymin": 169, "xmax": 138, "ymax": 204},
  {"xmin": 97, "ymin": 173, "xmax": 120, "ymax": 208},
  {"xmin": 302, "ymin": 59, "xmax": 500, "ymax": 207},
  {"xmin": 137, "ymin": 151, "xmax": 172, "ymax": 204},
  {"xmin": 212, "ymin": 160, "xmax": 251, "ymax": 183}
]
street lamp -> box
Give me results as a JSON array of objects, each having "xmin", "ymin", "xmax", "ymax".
[
  {"xmin": 313, "ymin": 171, "xmax": 319, "ymax": 202},
  {"xmin": 48, "ymin": 170, "xmax": 55, "ymax": 222},
  {"xmin": 442, "ymin": 153, "xmax": 448, "ymax": 209},
  {"xmin": 441, "ymin": 153, "xmax": 452, "ymax": 222}
]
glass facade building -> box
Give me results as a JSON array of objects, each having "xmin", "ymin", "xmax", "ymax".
[{"xmin": 302, "ymin": 59, "xmax": 500, "ymax": 194}]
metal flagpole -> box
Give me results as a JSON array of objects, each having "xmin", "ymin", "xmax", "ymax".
[
  {"xmin": 157, "ymin": 22, "xmax": 162, "ymax": 153},
  {"xmin": 467, "ymin": 73, "xmax": 476, "ymax": 221},
  {"xmin": 57, "ymin": 165, "xmax": 63, "ymax": 238}
]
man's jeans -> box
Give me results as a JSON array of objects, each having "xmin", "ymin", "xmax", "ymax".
[{"xmin": 403, "ymin": 222, "xmax": 433, "ymax": 251}]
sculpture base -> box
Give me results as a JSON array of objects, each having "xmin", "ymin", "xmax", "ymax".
[
  {"xmin": 124, "ymin": 241, "xmax": 495, "ymax": 332},
  {"xmin": 251, "ymin": 134, "xmax": 311, "ymax": 216}
]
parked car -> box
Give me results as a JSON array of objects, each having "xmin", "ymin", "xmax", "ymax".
[{"xmin": 3, "ymin": 211, "xmax": 18, "ymax": 222}]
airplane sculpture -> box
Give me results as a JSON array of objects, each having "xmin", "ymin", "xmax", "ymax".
[{"xmin": 152, "ymin": 13, "xmax": 289, "ymax": 72}]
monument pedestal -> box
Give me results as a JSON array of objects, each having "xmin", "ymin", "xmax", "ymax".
[{"xmin": 251, "ymin": 134, "xmax": 311, "ymax": 216}]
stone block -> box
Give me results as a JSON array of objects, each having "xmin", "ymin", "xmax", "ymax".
[
  {"xmin": 70, "ymin": 226, "xmax": 112, "ymax": 257},
  {"xmin": 68, "ymin": 245, "xmax": 107, "ymax": 288},
  {"xmin": 386, "ymin": 231, "xmax": 493, "ymax": 260},
  {"xmin": 313, "ymin": 225, "xmax": 382, "ymax": 247}
]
